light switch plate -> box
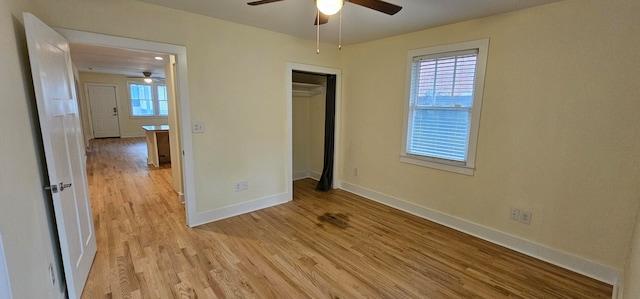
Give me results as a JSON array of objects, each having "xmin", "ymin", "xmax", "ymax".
[{"xmin": 192, "ymin": 122, "xmax": 205, "ymax": 133}]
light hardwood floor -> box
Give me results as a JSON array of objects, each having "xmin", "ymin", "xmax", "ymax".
[{"xmin": 82, "ymin": 138, "xmax": 612, "ymax": 298}]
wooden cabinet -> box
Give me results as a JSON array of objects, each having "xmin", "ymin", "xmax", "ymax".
[{"xmin": 142, "ymin": 125, "xmax": 171, "ymax": 167}]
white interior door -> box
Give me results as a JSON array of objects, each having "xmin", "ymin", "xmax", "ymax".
[
  {"xmin": 24, "ymin": 13, "xmax": 96, "ymax": 299},
  {"xmin": 87, "ymin": 84, "xmax": 120, "ymax": 138}
]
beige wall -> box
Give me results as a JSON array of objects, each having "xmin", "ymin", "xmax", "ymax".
[
  {"xmin": 165, "ymin": 57, "xmax": 183, "ymax": 195},
  {"xmin": 619, "ymin": 205, "xmax": 640, "ymax": 299},
  {"xmin": 292, "ymin": 96, "xmax": 310, "ymax": 175},
  {"xmin": 0, "ymin": 0, "xmax": 65, "ymax": 297},
  {"xmin": 341, "ymin": 0, "xmax": 640, "ymax": 271},
  {"xmin": 623, "ymin": 204, "xmax": 640, "ymax": 298},
  {"xmin": 78, "ymin": 72, "xmax": 169, "ymax": 138},
  {"xmin": 309, "ymin": 83, "xmax": 327, "ymax": 175},
  {"xmin": 292, "ymin": 87, "xmax": 326, "ymax": 178}
]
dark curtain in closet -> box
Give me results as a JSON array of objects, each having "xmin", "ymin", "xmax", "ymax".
[{"xmin": 316, "ymin": 74, "xmax": 336, "ymax": 191}]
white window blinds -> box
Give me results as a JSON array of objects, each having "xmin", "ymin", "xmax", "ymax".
[{"xmin": 407, "ymin": 49, "xmax": 479, "ymax": 163}]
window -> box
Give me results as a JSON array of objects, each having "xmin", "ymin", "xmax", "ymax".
[
  {"xmin": 401, "ymin": 39, "xmax": 489, "ymax": 175},
  {"xmin": 128, "ymin": 82, "xmax": 168, "ymax": 117}
]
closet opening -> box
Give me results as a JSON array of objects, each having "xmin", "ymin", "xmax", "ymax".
[{"xmin": 291, "ymin": 69, "xmax": 338, "ymax": 191}]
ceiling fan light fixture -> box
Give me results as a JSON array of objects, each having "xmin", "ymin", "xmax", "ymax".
[
  {"xmin": 316, "ymin": 0, "xmax": 343, "ymax": 16},
  {"xmin": 142, "ymin": 71, "xmax": 153, "ymax": 83}
]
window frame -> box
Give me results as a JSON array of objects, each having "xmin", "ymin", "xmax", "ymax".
[
  {"xmin": 401, "ymin": 39, "xmax": 489, "ymax": 176},
  {"xmin": 127, "ymin": 81, "xmax": 168, "ymax": 118}
]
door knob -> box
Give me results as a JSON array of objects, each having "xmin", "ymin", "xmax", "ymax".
[{"xmin": 44, "ymin": 182, "xmax": 72, "ymax": 193}]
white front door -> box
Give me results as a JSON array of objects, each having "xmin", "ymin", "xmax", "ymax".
[
  {"xmin": 87, "ymin": 84, "xmax": 121, "ymax": 138},
  {"xmin": 24, "ymin": 13, "xmax": 96, "ymax": 299}
]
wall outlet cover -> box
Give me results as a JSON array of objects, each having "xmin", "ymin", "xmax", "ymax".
[
  {"xmin": 235, "ymin": 181, "xmax": 248, "ymax": 192},
  {"xmin": 519, "ymin": 210, "xmax": 532, "ymax": 225},
  {"xmin": 510, "ymin": 208, "xmax": 520, "ymax": 221}
]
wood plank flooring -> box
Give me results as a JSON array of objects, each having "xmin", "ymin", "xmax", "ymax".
[{"xmin": 81, "ymin": 137, "xmax": 612, "ymax": 298}]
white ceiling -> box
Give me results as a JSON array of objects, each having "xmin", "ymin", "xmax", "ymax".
[
  {"xmin": 69, "ymin": 43, "xmax": 169, "ymax": 78},
  {"xmin": 137, "ymin": 0, "xmax": 563, "ymax": 45},
  {"xmin": 70, "ymin": 0, "xmax": 563, "ymax": 78}
]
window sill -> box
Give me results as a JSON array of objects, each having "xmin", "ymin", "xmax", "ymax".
[{"xmin": 400, "ymin": 155, "xmax": 474, "ymax": 176}]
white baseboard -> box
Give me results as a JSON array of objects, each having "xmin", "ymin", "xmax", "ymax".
[
  {"xmin": 293, "ymin": 171, "xmax": 321, "ymax": 181},
  {"xmin": 613, "ymin": 270, "xmax": 623, "ymax": 299},
  {"xmin": 309, "ymin": 171, "xmax": 321, "ymax": 181},
  {"xmin": 339, "ymin": 181, "xmax": 620, "ymax": 285},
  {"xmin": 188, "ymin": 192, "xmax": 291, "ymax": 227},
  {"xmin": 178, "ymin": 192, "xmax": 185, "ymax": 204},
  {"xmin": 293, "ymin": 171, "xmax": 309, "ymax": 181}
]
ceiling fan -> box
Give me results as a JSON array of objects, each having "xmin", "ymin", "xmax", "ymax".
[
  {"xmin": 128, "ymin": 71, "xmax": 164, "ymax": 83},
  {"xmin": 247, "ymin": 0, "xmax": 402, "ymax": 25}
]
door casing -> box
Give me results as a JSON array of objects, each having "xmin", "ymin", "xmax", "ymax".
[
  {"xmin": 56, "ymin": 28, "xmax": 197, "ymax": 226},
  {"xmin": 286, "ymin": 63, "xmax": 342, "ymax": 193}
]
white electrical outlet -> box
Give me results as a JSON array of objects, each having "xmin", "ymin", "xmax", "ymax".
[
  {"xmin": 510, "ymin": 208, "xmax": 520, "ymax": 221},
  {"xmin": 235, "ymin": 181, "xmax": 248, "ymax": 192},
  {"xmin": 353, "ymin": 168, "xmax": 359, "ymax": 176},
  {"xmin": 519, "ymin": 210, "xmax": 532, "ymax": 225}
]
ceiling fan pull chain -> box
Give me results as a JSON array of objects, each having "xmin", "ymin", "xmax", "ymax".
[
  {"xmin": 316, "ymin": 9, "xmax": 320, "ymax": 54},
  {"xmin": 338, "ymin": 8, "xmax": 342, "ymax": 50}
]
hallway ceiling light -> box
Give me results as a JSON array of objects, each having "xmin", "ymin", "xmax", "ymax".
[{"xmin": 143, "ymin": 72, "xmax": 153, "ymax": 83}]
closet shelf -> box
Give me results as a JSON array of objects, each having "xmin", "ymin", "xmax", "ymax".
[{"xmin": 293, "ymin": 82, "xmax": 323, "ymax": 97}]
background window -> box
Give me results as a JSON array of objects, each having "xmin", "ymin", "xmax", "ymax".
[
  {"xmin": 157, "ymin": 85, "xmax": 168, "ymax": 116},
  {"xmin": 402, "ymin": 39, "xmax": 489, "ymax": 175},
  {"xmin": 129, "ymin": 83, "xmax": 168, "ymax": 117}
]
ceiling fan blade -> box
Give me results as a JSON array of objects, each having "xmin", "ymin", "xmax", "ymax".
[
  {"xmin": 313, "ymin": 12, "xmax": 329, "ymax": 25},
  {"xmin": 348, "ymin": 0, "xmax": 402, "ymax": 15},
  {"xmin": 247, "ymin": 0, "xmax": 284, "ymax": 6}
]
